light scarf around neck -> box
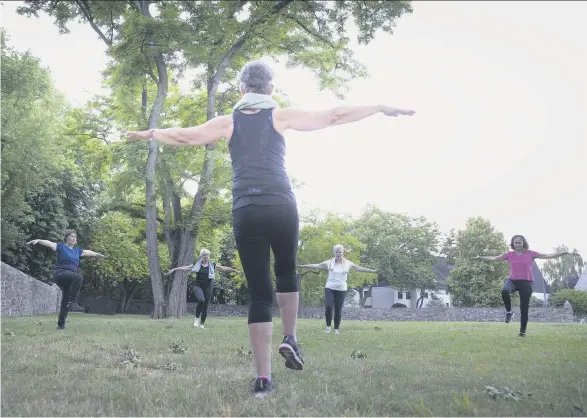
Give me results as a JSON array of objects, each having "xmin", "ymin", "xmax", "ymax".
[
  {"xmin": 233, "ymin": 92, "xmax": 279, "ymax": 112},
  {"xmin": 191, "ymin": 257, "xmax": 215, "ymax": 279},
  {"xmin": 328, "ymin": 257, "xmax": 349, "ymax": 271}
]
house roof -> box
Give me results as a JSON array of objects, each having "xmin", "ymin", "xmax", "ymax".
[
  {"xmin": 532, "ymin": 262, "xmax": 550, "ymax": 293},
  {"xmin": 574, "ymin": 271, "xmax": 587, "ymax": 291}
]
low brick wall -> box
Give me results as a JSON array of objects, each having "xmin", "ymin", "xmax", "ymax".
[{"xmin": 0, "ymin": 262, "xmax": 61, "ymax": 317}]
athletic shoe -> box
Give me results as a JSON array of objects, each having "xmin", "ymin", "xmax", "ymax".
[
  {"xmin": 193, "ymin": 316, "xmax": 201, "ymax": 327},
  {"xmin": 334, "ymin": 329, "xmax": 340, "ymax": 335},
  {"xmin": 199, "ymin": 324, "xmax": 205, "ymax": 329},
  {"xmin": 250, "ymin": 376, "xmax": 275, "ymax": 399},
  {"xmin": 518, "ymin": 331, "xmax": 526, "ymax": 337},
  {"xmin": 67, "ymin": 302, "xmax": 83, "ymax": 312},
  {"xmin": 324, "ymin": 326, "xmax": 331, "ymax": 333},
  {"xmin": 56, "ymin": 325, "xmax": 65, "ymax": 330},
  {"xmin": 279, "ymin": 335, "xmax": 304, "ymax": 370},
  {"xmin": 505, "ymin": 311, "xmax": 514, "ymax": 323}
]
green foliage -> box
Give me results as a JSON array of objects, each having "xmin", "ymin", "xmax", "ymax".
[
  {"xmin": 297, "ymin": 211, "xmax": 370, "ymax": 305},
  {"xmin": 89, "ymin": 212, "xmax": 150, "ymax": 281},
  {"xmin": 1, "ymin": 33, "xmax": 100, "ymax": 279},
  {"xmin": 542, "ymin": 245, "xmax": 584, "ymax": 293},
  {"xmin": 446, "ymin": 217, "xmax": 509, "ymax": 307},
  {"xmin": 551, "ymin": 289, "xmax": 587, "ymax": 321},
  {"xmin": 355, "ymin": 205, "xmax": 440, "ymax": 300},
  {"xmin": 529, "ymin": 296, "xmax": 545, "ymax": 308}
]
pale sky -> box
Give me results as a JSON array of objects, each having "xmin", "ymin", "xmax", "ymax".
[{"xmin": 2, "ymin": 1, "xmax": 586, "ymax": 258}]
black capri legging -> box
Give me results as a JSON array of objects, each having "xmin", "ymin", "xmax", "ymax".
[
  {"xmin": 324, "ymin": 288, "xmax": 346, "ymax": 329},
  {"xmin": 233, "ymin": 203, "xmax": 299, "ymax": 324},
  {"xmin": 502, "ymin": 279, "xmax": 534, "ymax": 332}
]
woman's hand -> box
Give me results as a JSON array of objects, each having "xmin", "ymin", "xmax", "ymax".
[{"xmin": 125, "ymin": 130, "xmax": 151, "ymax": 141}]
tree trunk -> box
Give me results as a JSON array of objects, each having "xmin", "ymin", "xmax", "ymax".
[
  {"xmin": 117, "ymin": 279, "xmax": 140, "ymax": 313},
  {"xmin": 117, "ymin": 284, "xmax": 127, "ymax": 313},
  {"xmin": 162, "ymin": 0, "xmax": 294, "ymax": 317},
  {"xmin": 166, "ymin": 86, "xmax": 218, "ymax": 318},
  {"xmin": 358, "ymin": 287, "xmax": 370, "ymax": 307},
  {"xmin": 135, "ymin": 0, "xmax": 169, "ymax": 319},
  {"xmin": 123, "ymin": 282, "xmax": 140, "ymax": 312},
  {"xmin": 297, "ymin": 275, "xmax": 304, "ymax": 316},
  {"xmin": 416, "ymin": 289, "xmax": 424, "ymax": 308}
]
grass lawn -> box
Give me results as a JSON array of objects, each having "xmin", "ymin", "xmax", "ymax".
[{"xmin": 2, "ymin": 314, "xmax": 587, "ymax": 417}]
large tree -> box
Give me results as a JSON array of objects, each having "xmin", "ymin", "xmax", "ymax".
[
  {"xmin": 445, "ymin": 217, "xmax": 509, "ymax": 307},
  {"xmin": 18, "ymin": 0, "xmax": 414, "ymax": 318},
  {"xmin": 354, "ymin": 205, "xmax": 441, "ymax": 307},
  {"xmin": 542, "ymin": 244, "xmax": 584, "ymax": 292}
]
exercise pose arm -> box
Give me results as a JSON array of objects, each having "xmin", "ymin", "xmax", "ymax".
[
  {"xmin": 274, "ymin": 105, "xmax": 415, "ymax": 133},
  {"xmin": 165, "ymin": 265, "xmax": 193, "ymax": 276},
  {"xmin": 27, "ymin": 239, "xmax": 57, "ymax": 252},
  {"xmin": 350, "ymin": 263, "xmax": 377, "ymax": 273},
  {"xmin": 215, "ymin": 264, "xmax": 242, "ymax": 274},
  {"xmin": 535, "ymin": 250, "xmax": 581, "ymax": 260},
  {"xmin": 472, "ymin": 255, "xmax": 506, "ymax": 262},
  {"xmin": 297, "ymin": 261, "xmax": 329, "ymax": 271},
  {"xmin": 81, "ymin": 250, "xmax": 106, "ymax": 258},
  {"xmin": 125, "ymin": 115, "xmax": 233, "ymax": 147}
]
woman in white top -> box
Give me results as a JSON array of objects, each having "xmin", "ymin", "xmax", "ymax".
[{"xmin": 297, "ymin": 244, "xmax": 376, "ymax": 334}]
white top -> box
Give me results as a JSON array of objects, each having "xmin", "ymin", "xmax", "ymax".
[{"xmin": 320, "ymin": 258, "xmax": 355, "ymax": 291}]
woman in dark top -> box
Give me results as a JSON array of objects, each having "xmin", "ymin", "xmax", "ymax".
[
  {"xmin": 27, "ymin": 229, "xmax": 105, "ymax": 329},
  {"xmin": 167, "ymin": 248, "xmax": 240, "ymax": 329},
  {"xmin": 126, "ymin": 60, "xmax": 415, "ymax": 397}
]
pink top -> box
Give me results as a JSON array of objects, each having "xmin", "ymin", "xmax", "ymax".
[{"xmin": 502, "ymin": 250, "xmax": 539, "ymax": 282}]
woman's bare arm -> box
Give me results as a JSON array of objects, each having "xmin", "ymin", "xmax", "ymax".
[
  {"xmin": 274, "ymin": 105, "xmax": 415, "ymax": 133},
  {"xmin": 27, "ymin": 239, "xmax": 57, "ymax": 252}
]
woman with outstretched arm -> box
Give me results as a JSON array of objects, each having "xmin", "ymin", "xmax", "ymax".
[
  {"xmin": 28, "ymin": 230, "xmax": 105, "ymax": 330},
  {"xmin": 473, "ymin": 234, "xmax": 581, "ymax": 337},
  {"xmin": 298, "ymin": 244, "xmax": 376, "ymax": 335}
]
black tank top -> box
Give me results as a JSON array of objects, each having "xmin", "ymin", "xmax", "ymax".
[{"xmin": 229, "ymin": 109, "xmax": 297, "ymax": 210}]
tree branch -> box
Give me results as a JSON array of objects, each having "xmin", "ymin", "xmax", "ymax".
[
  {"xmin": 75, "ymin": 0, "xmax": 113, "ymax": 47},
  {"xmin": 285, "ymin": 13, "xmax": 335, "ymax": 48}
]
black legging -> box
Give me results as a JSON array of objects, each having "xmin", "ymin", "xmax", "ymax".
[
  {"xmin": 53, "ymin": 269, "xmax": 83, "ymax": 327},
  {"xmin": 233, "ymin": 203, "xmax": 299, "ymax": 324},
  {"xmin": 325, "ymin": 288, "xmax": 346, "ymax": 329},
  {"xmin": 194, "ymin": 279, "xmax": 214, "ymax": 324},
  {"xmin": 502, "ymin": 279, "xmax": 533, "ymax": 332}
]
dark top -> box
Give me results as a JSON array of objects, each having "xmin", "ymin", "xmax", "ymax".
[
  {"xmin": 55, "ymin": 242, "xmax": 83, "ymax": 272},
  {"xmin": 228, "ymin": 109, "xmax": 297, "ymax": 210},
  {"xmin": 195, "ymin": 265, "xmax": 210, "ymax": 281}
]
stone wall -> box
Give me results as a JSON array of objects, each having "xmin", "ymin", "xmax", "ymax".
[
  {"xmin": 194, "ymin": 304, "xmax": 576, "ymax": 323},
  {"xmin": 1, "ymin": 262, "xmax": 61, "ymax": 317},
  {"xmin": 78, "ymin": 292, "xmax": 577, "ymax": 323}
]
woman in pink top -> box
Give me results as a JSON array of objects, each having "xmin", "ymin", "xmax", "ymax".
[{"xmin": 473, "ymin": 234, "xmax": 580, "ymax": 337}]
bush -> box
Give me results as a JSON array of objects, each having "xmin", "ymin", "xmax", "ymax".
[
  {"xmin": 551, "ymin": 289, "xmax": 587, "ymax": 321},
  {"xmin": 426, "ymin": 299, "xmax": 447, "ymax": 309},
  {"xmin": 391, "ymin": 303, "xmax": 407, "ymax": 308},
  {"xmin": 529, "ymin": 296, "xmax": 545, "ymax": 308}
]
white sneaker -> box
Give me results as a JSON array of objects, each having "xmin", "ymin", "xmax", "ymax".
[
  {"xmin": 199, "ymin": 324, "xmax": 205, "ymax": 329},
  {"xmin": 334, "ymin": 329, "xmax": 340, "ymax": 335},
  {"xmin": 193, "ymin": 316, "xmax": 201, "ymax": 327},
  {"xmin": 324, "ymin": 326, "xmax": 331, "ymax": 333}
]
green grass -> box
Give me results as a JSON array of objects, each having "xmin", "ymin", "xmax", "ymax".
[{"xmin": 2, "ymin": 315, "xmax": 587, "ymax": 417}]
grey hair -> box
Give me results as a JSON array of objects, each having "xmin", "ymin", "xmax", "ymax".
[
  {"xmin": 333, "ymin": 244, "xmax": 345, "ymax": 254},
  {"xmin": 200, "ymin": 248, "xmax": 211, "ymax": 257},
  {"xmin": 238, "ymin": 60, "xmax": 274, "ymax": 94}
]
